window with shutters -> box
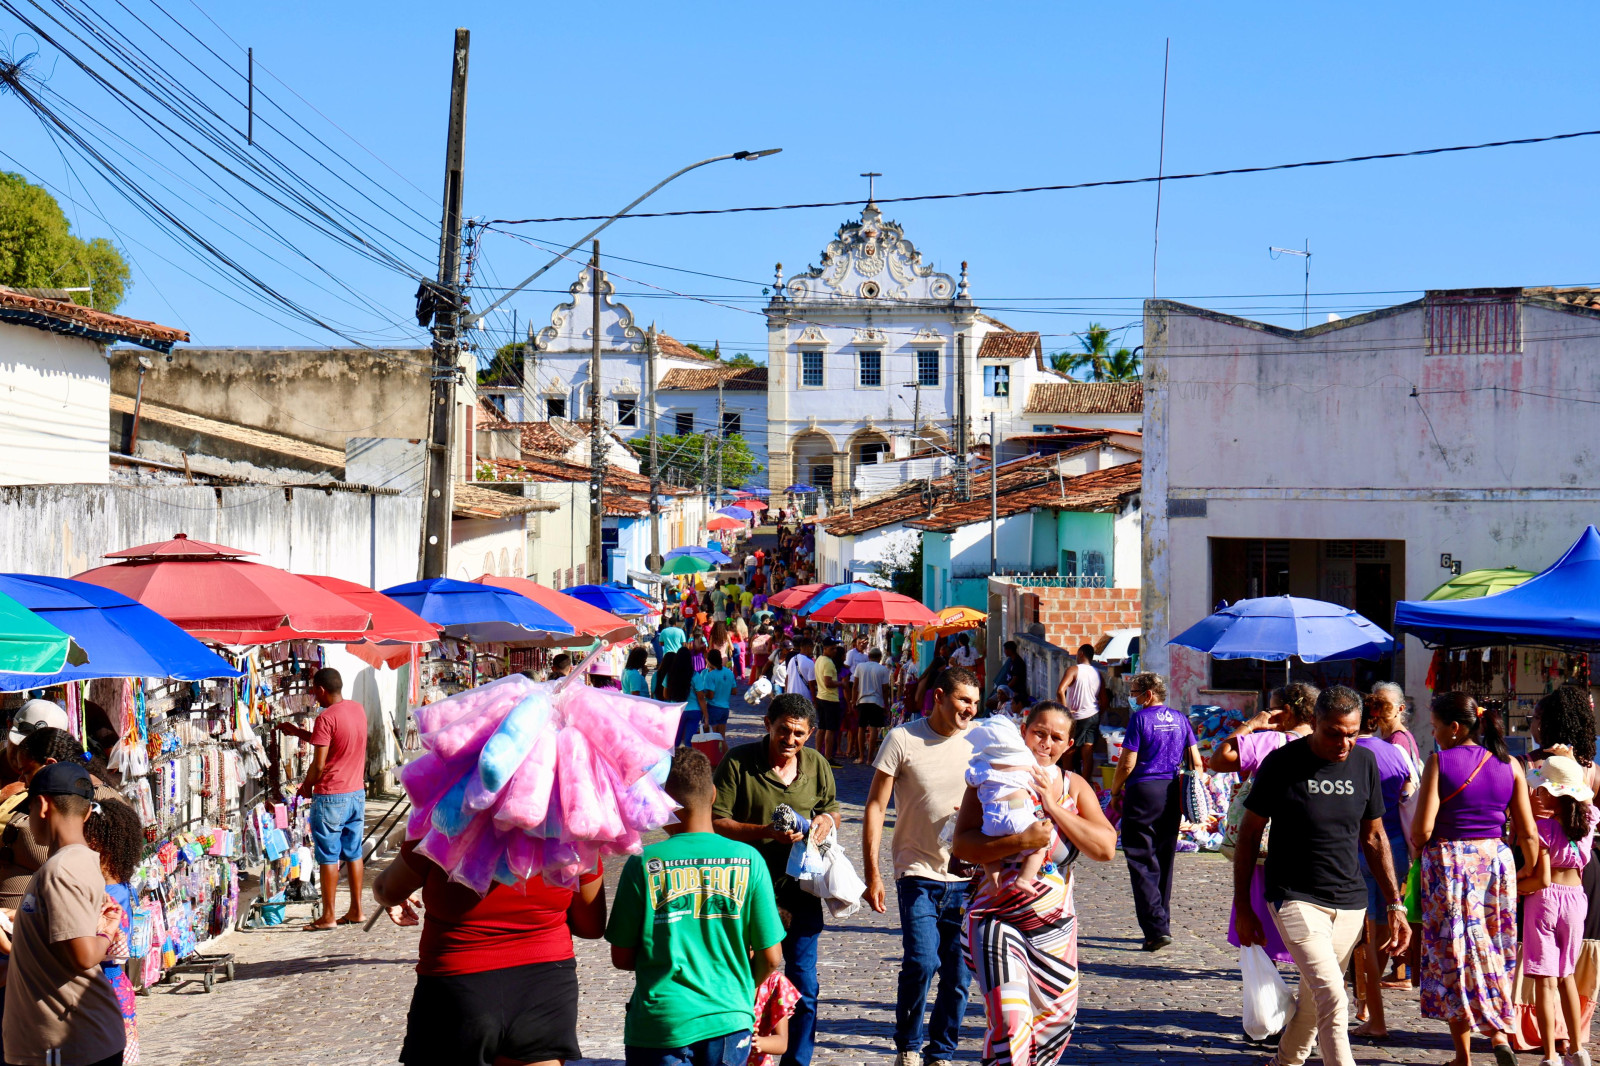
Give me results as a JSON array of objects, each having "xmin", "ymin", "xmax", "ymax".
[
  {"xmin": 801, "ymin": 350, "xmax": 824, "ymax": 388},
  {"xmin": 916, "ymin": 350, "xmax": 940, "ymax": 387},
  {"xmin": 858, "ymin": 350, "xmax": 882, "ymax": 387}
]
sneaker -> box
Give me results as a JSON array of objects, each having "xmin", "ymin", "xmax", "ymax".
[
  {"xmin": 928, "ymin": 1059, "xmax": 953, "ymax": 1066},
  {"xmin": 1564, "ymin": 1052, "xmax": 1592, "ymax": 1066},
  {"xmin": 895, "ymin": 1053, "xmax": 918, "ymax": 1066},
  {"xmin": 1142, "ymin": 935, "xmax": 1173, "ymax": 952}
]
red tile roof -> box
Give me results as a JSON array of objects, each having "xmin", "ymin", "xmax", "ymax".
[
  {"xmin": 907, "ymin": 462, "xmax": 1142, "ymax": 532},
  {"xmin": 977, "ymin": 331, "xmax": 1042, "ymax": 362},
  {"xmin": 1023, "ymin": 381, "xmax": 1143, "ymax": 414},
  {"xmin": 452, "ymin": 483, "xmax": 561, "ymax": 519},
  {"xmin": 485, "ymin": 455, "xmax": 690, "ymax": 496},
  {"xmin": 658, "ymin": 365, "xmax": 769, "ymax": 391},
  {"xmin": 821, "ymin": 454, "xmax": 1058, "ymax": 537},
  {"xmin": 1, "ymin": 286, "xmax": 188, "ymax": 351},
  {"xmin": 655, "ymin": 333, "xmax": 714, "ymax": 361}
]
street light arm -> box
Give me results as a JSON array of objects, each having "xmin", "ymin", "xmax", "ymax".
[{"xmin": 464, "ymin": 149, "xmax": 781, "ymax": 327}]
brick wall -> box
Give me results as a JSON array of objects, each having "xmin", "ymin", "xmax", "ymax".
[{"xmin": 1015, "ymin": 585, "xmax": 1140, "ymax": 651}]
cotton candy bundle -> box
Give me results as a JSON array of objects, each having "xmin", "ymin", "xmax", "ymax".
[{"xmin": 400, "ymin": 657, "xmax": 683, "ymax": 892}]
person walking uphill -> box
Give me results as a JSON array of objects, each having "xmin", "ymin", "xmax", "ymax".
[
  {"xmin": 277, "ymin": 668, "xmax": 368, "ymax": 930},
  {"xmin": 1109, "ymin": 672, "xmax": 1201, "ymax": 951},
  {"xmin": 861, "ymin": 666, "xmax": 982, "ymax": 1066},
  {"xmin": 713, "ymin": 694, "xmax": 841, "ymax": 1066},
  {"xmin": 1233, "ymin": 685, "xmax": 1410, "ymax": 1066}
]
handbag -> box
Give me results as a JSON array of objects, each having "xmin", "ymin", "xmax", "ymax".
[
  {"xmin": 1180, "ymin": 769, "xmax": 1211, "ymax": 825},
  {"xmin": 1221, "ymin": 777, "xmax": 1270, "ymax": 861}
]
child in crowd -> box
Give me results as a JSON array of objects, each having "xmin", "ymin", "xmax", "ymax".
[
  {"xmin": 965, "ymin": 716, "xmax": 1059, "ymax": 890},
  {"xmin": 1519, "ymin": 750, "xmax": 1600, "ymax": 1066},
  {"xmin": 85, "ymin": 796, "xmax": 146, "ymax": 1065},
  {"xmin": 3, "ymin": 762, "xmax": 125, "ymax": 1066},
  {"xmin": 606, "ymin": 749, "xmax": 786, "ymax": 1066}
]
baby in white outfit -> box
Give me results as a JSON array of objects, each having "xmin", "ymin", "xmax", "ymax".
[{"xmin": 965, "ymin": 716, "xmax": 1060, "ymax": 889}]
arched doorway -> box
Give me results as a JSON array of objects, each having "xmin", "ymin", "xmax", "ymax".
[{"xmin": 790, "ymin": 431, "xmax": 836, "ymax": 494}]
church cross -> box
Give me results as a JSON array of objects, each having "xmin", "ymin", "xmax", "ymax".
[{"xmin": 860, "ymin": 172, "xmax": 882, "ymax": 204}]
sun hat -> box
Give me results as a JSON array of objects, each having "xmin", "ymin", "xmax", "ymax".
[
  {"xmin": 1538, "ymin": 753, "xmax": 1595, "ymax": 803},
  {"xmin": 9, "ymin": 699, "xmax": 69, "ymax": 747}
]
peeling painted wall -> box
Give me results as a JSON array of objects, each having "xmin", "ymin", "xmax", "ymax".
[
  {"xmin": 1144, "ymin": 294, "xmax": 1600, "ymax": 712},
  {"xmin": 1, "ymin": 324, "xmax": 111, "ymax": 486}
]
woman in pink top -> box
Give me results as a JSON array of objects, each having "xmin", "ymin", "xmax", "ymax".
[
  {"xmin": 1412, "ymin": 693, "xmax": 1538, "ymax": 1066},
  {"xmin": 1211, "ymin": 682, "xmax": 1319, "ymax": 967}
]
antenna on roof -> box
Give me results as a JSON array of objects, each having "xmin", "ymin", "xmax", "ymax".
[{"xmin": 1270, "ymin": 240, "xmax": 1312, "ymax": 328}]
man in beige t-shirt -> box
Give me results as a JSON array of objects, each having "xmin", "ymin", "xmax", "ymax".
[
  {"xmin": 4, "ymin": 761, "xmax": 124, "ymax": 1066},
  {"xmin": 861, "ymin": 666, "xmax": 981, "ymax": 1066}
]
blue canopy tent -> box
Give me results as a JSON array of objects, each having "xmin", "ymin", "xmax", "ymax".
[
  {"xmin": 738, "ymin": 484, "xmax": 771, "ymax": 497},
  {"xmin": 796, "ymin": 582, "xmax": 878, "ymax": 617},
  {"xmin": 665, "ymin": 545, "xmax": 733, "ymax": 566},
  {"xmin": 783, "ymin": 484, "xmax": 819, "ymax": 494},
  {"xmin": 381, "ymin": 578, "xmax": 577, "ymax": 644},
  {"xmin": 1393, "ymin": 525, "xmax": 1600, "ymax": 651},
  {"xmin": 563, "ymin": 584, "xmax": 653, "ymax": 617},
  {"xmin": 0, "ymin": 574, "xmax": 242, "ymax": 690},
  {"xmin": 1168, "ymin": 595, "xmax": 1396, "ymax": 662},
  {"xmin": 716, "ymin": 506, "xmax": 755, "ymax": 521}
]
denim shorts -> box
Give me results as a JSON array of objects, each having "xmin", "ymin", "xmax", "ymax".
[
  {"xmin": 310, "ymin": 790, "xmax": 366, "ymax": 864},
  {"xmin": 625, "ymin": 1029, "xmax": 751, "ymax": 1066},
  {"xmin": 1358, "ymin": 829, "xmax": 1410, "ymax": 920}
]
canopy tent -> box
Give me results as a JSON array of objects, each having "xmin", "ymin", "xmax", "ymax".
[
  {"xmin": 1424, "ymin": 567, "xmax": 1537, "ymax": 602},
  {"xmin": 0, "ymin": 588, "xmax": 78, "ymax": 676},
  {"xmin": 783, "ymin": 484, "xmax": 819, "ymax": 494},
  {"xmin": 1393, "ymin": 526, "xmax": 1600, "ymax": 650},
  {"xmin": 76, "ymin": 535, "xmax": 371, "ymax": 643},
  {"xmin": 796, "ymin": 582, "xmax": 878, "ymax": 617},
  {"xmin": 913, "ymin": 606, "xmax": 988, "ymax": 641},
  {"xmin": 732, "ymin": 496, "xmax": 768, "ymax": 511},
  {"xmin": 381, "ymin": 578, "xmax": 577, "ymax": 644},
  {"xmin": 706, "ymin": 515, "xmax": 744, "ymax": 532},
  {"xmin": 666, "ymin": 545, "xmax": 732, "ymax": 565},
  {"xmin": 1168, "ymin": 595, "xmax": 1395, "ymax": 663},
  {"xmin": 716, "ymin": 506, "xmax": 755, "ymax": 520},
  {"xmin": 738, "ymin": 484, "xmax": 771, "ymax": 497},
  {"xmin": 561, "ymin": 584, "xmax": 653, "ymax": 617},
  {"xmin": 474, "ymin": 576, "xmax": 636, "ymax": 646},
  {"xmin": 767, "ymin": 583, "xmax": 828, "ymax": 610},
  {"xmin": 191, "ymin": 574, "xmax": 442, "ymax": 646},
  {"xmin": 0, "ymin": 574, "xmax": 241, "ymax": 690},
  {"xmin": 807, "ymin": 590, "xmax": 939, "ymax": 626}
]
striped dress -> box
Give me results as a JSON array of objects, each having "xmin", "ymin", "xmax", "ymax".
[{"xmin": 963, "ymin": 864, "xmax": 1079, "ymax": 1066}]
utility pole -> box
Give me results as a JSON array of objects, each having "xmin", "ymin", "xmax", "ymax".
[
  {"xmin": 989, "ymin": 411, "xmax": 999, "ymax": 574},
  {"xmin": 714, "ymin": 378, "xmax": 725, "ymax": 507},
  {"xmin": 646, "ymin": 325, "xmax": 663, "ymax": 571},
  {"xmin": 911, "ymin": 383, "xmax": 921, "ymax": 455},
  {"xmin": 954, "ymin": 332, "xmax": 970, "ymax": 501},
  {"xmin": 420, "ymin": 28, "xmax": 469, "ymax": 580},
  {"xmin": 587, "ymin": 240, "xmax": 604, "ymax": 582}
]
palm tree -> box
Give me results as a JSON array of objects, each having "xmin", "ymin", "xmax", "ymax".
[{"xmin": 1050, "ymin": 323, "xmax": 1141, "ymax": 381}]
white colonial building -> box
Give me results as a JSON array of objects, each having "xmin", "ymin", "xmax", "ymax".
[
  {"xmin": 520, "ymin": 265, "xmax": 718, "ymax": 437},
  {"xmin": 764, "ymin": 202, "xmax": 1066, "ymax": 499}
]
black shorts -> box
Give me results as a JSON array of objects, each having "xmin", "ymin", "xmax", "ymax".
[
  {"xmin": 1072, "ymin": 713, "xmax": 1101, "ymax": 750},
  {"xmin": 856, "ymin": 702, "xmax": 886, "ymax": 729},
  {"xmin": 817, "ymin": 698, "xmax": 842, "ymax": 731},
  {"xmin": 400, "ymin": 957, "xmax": 580, "ymax": 1066}
]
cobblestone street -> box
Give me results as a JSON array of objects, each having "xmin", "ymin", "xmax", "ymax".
[{"xmin": 138, "ymin": 706, "xmax": 1462, "ymax": 1066}]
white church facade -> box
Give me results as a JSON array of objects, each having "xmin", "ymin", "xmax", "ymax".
[{"xmin": 764, "ymin": 201, "xmax": 1067, "ymax": 499}]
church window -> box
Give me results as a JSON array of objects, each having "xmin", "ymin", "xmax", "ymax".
[
  {"xmin": 984, "ymin": 365, "xmax": 1011, "ymax": 397},
  {"xmin": 916, "ymin": 350, "xmax": 940, "ymax": 387},
  {"xmin": 722, "ymin": 412, "xmax": 741, "ymax": 437},
  {"xmin": 675, "ymin": 411, "xmax": 695, "ymax": 435},
  {"xmin": 858, "ymin": 350, "xmax": 882, "ymax": 387},
  {"xmin": 801, "ymin": 350, "xmax": 824, "ymax": 387},
  {"xmin": 546, "ymin": 397, "xmax": 566, "ymax": 418},
  {"xmin": 617, "ymin": 398, "xmax": 638, "ymax": 427}
]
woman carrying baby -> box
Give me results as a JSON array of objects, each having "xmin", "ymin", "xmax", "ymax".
[{"xmin": 952, "ymin": 702, "xmax": 1118, "ymax": 1066}]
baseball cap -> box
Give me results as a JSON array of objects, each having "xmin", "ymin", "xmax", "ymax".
[
  {"xmin": 26, "ymin": 761, "xmax": 94, "ymax": 802},
  {"xmin": 9, "ymin": 700, "xmax": 68, "ymax": 746}
]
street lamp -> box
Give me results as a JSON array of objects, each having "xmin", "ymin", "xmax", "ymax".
[{"xmin": 463, "ymin": 148, "xmax": 782, "ymax": 328}]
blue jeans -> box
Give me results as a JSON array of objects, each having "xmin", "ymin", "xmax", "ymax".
[
  {"xmin": 782, "ymin": 893, "xmax": 824, "ymax": 1066},
  {"xmin": 1358, "ymin": 829, "xmax": 1410, "ymax": 920},
  {"xmin": 894, "ymin": 877, "xmax": 971, "ymax": 1059},
  {"xmin": 626, "ymin": 1030, "xmax": 751, "ymax": 1066}
]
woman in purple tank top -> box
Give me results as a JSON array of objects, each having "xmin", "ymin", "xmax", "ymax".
[{"xmin": 1412, "ymin": 693, "xmax": 1538, "ymax": 1066}]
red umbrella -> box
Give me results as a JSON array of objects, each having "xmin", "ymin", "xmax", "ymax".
[
  {"xmin": 184, "ymin": 575, "xmax": 442, "ymax": 646},
  {"xmin": 473, "ymin": 575, "xmax": 636, "ymax": 646},
  {"xmin": 767, "ymin": 583, "xmax": 829, "ymax": 609},
  {"xmin": 733, "ymin": 496, "xmax": 769, "ymax": 511},
  {"xmin": 707, "ymin": 515, "xmax": 743, "ymax": 532},
  {"xmin": 807, "ymin": 590, "xmax": 940, "ymax": 626},
  {"xmin": 75, "ymin": 534, "xmax": 371, "ymax": 643}
]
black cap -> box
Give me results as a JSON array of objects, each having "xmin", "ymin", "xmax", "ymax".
[{"xmin": 27, "ymin": 761, "xmax": 94, "ymax": 802}]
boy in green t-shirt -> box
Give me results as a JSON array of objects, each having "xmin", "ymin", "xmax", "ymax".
[{"xmin": 608, "ymin": 748, "xmax": 787, "ymax": 1066}]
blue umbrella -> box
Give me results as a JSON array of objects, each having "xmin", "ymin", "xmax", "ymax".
[
  {"xmin": 666, "ymin": 545, "xmax": 733, "ymax": 566},
  {"xmin": 797, "ymin": 582, "xmax": 878, "ymax": 617},
  {"xmin": 563, "ymin": 584, "xmax": 653, "ymax": 617},
  {"xmin": 739, "ymin": 484, "xmax": 771, "ymax": 497},
  {"xmin": 381, "ymin": 578, "xmax": 577, "ymax": 644},
  {"xmin": 1168, "ymin": 595, "xmax": 1394, "ymax": 663},
  {"xmin": 717, "ymin": 506, "xmax": 755, "ymax": 520},
  {"xmin": 784, "ymin": 484, "xmax": 819, "ymax": 494},
  {"xmin": 0, "ymin": 573, "xmax": 242, "ymax": 690}
]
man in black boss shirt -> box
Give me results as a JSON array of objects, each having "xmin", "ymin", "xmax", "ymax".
[{"xmin": 1234, "ymin": 685, "xmax": 1409, "ymax": 1066}]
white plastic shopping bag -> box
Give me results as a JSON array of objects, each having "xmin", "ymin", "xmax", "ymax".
[{"xmin": 1240, "ymin": 944, "xmax": 1294, "ymax": 1042}]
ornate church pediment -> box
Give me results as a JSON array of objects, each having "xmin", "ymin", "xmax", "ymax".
[
  {"xmin": 783, "ymin": 204, "xmax": 959, "ymax": 304},
  {"xmin": 796, "ymin": 326, "xmax": 827, "ymax": 345},
  {"xmin": 534, "ymin": 266, "xmax": 647, "ymax": 354},
  {"xmin": 853, "ymin": 328, "xmax": 887, "ymax": 344}
]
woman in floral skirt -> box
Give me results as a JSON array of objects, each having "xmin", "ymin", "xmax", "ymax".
[{"xmin": 1411, "ymin": 692, "xmax": 1538, "ymax": 1066}]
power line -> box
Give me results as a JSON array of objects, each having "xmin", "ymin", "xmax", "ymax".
[{"xmin": 489, "ymin": 126, "xmax": 1600, "ymax": 224}]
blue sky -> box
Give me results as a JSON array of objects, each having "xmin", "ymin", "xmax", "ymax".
[{"xmin": 5, "ymin": 1, "xmax": 1599, "ymax": 361}]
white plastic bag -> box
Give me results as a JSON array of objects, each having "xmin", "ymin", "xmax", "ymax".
[
  {"xmin": 818, "ymin": 848, "xmax": 866, "ymax": 918},
  {"xmin": 1240, "ymin": 944, "xmax": 1293, "ymax": 1042}
]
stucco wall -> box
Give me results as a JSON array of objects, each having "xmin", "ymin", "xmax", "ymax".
[
  {"xmin": 1, "ymin": 324, "xmax": 110, "ymax": 486},
  {"xmin": 1144, "ymin": 293, "xmax": 1600, "ymax": 712}
]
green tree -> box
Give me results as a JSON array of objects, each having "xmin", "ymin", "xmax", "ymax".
[
  {"xmin": 1050, "ymin": 322, "xmax": 1141, "ymax": 381},
  {"xmin": 479, "ymin": 340, "xmax": 524, "ymax": 386},
  {"xmin": 0, "ymin": 172, "xmax": 131, "ymax": 311},
  {"xmin": 685, "ymin": 341, "xmax": 759, "ymax": 369},
  {"xmin": 877, "ymin": 529, "xmax": 923, "ymax": 602},
  {"xmin": 641, "ymin": 432, "xmax": 762, "ymax": 488}
]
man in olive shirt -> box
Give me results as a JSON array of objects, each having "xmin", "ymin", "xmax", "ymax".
[
  {"xmin": 713, "ymin": 694, "xmax": 840, "ymax": 1066},
  {"xmin": 862, "ymin": 667, "xmax": 980, "ymax": 1066}
]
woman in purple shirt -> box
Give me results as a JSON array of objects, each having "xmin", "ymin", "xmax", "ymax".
[
  {"xmin": 1411, "ymin": 692, "xmax": 1537, "ymax": 1066},
  {"xmin": 1109, "ymin": 672, "xmax": 1202, "ymax": 952}
]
